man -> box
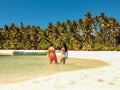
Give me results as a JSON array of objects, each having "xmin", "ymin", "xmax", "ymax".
[{"xmin": 48, "ymin": 43, "xmax": 58, "ymax": 64}]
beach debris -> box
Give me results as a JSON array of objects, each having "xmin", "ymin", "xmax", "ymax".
[{"xmin": 97, "ymin": 79, "xmax": 105, "ymax": 82}]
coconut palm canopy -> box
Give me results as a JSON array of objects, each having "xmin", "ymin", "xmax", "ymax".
[{"xmin": 0, "ymin": 12, "xmax": 120, "ymax": 50}]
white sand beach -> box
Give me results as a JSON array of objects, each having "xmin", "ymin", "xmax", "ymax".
[{"xmin": 0, "ymin": 51, "xmax": 120, "ymax": 90}]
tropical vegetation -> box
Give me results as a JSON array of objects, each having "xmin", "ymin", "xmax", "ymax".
[{"xmin": 0, "ymin": 12, "xmax": 120, "ymax": 50}]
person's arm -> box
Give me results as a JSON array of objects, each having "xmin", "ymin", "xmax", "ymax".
[
  {"xmin": 54, "ymin": 48, "xmax": 57, "ymax": 57},
  {"xmin": 66, "ymin": 51, "xmax": 68, "ymax": 57},
  {"xmin": 48, "ymin": 49, "xmax": 50, "ymax": 57}
]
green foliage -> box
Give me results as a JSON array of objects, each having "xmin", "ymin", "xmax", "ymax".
[
  {"xmin": 107, "ymin": 46, "xmax": 116, "ymax": 51},
  {"xmin": 68, "ymin": 44, "xmax": 73, "ymax": 50},
  {"xmin": 38, "ymin": 41, "xmax": 50, "ymax": 50},
  {"xmin": 25, "ymin": 41, "xmax": 32, "ymax": 49},
  {"xmin": 0, "ymin": 12, "xmax": 120, "ymax": 50},
  {"xmin": 3, "ymin": 40, "xmax": 18, "ymax": 49},
  {"xmin": 91, "ymin": 44, "xmax": 108, "ymax": 51},
  {"xmin": 116, "ymin": 45, "xmax": 120, "ymax": 51},
  {"xmin": 82, "ymin": 44, "xmax": 92, "ymax": 51}
]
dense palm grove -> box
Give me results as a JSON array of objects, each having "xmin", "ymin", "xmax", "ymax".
[{"xmin": 0, "ymin": 12, "xmax": 120, "ymax": 50}]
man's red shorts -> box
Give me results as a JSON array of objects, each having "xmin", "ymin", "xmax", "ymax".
[{"xmin": 49, "ymin": 54, "xmax": 57, "ymax": 62}]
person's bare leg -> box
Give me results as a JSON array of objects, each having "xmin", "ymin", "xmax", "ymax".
[
  {"xmin": 60, "ymin": 58, "xmax": 63, "ymax": 64},
  {"xmin": 55, "ymin": 59, "xmax": 58, "ymax": 64},
  {"xmin": 63, "ymin": 59, "xmax": 65, "ymax": 64},
  {"xmin": 50, "ymin": 59, "xmax": 52, "ymax": 64}
]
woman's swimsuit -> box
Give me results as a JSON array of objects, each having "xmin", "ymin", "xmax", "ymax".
[{"xmin": 62, "ymin": 53, "xmax": 68, "ymax": 59}]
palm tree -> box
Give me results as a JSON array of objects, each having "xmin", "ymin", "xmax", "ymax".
[
  {"xmin": 0, "ymin": 12, "xmax": 120, "ymax": 50},
  {"xmin": 82, "ymin": 12, "xmax": 96, "ymax": 45},
  {"xmin": 97, "ymin": 12, "xmax": 109, "ymax": 45},
  {"xmin": 108, "ymin": 17, "xmax": 119, "ymax": 46}
]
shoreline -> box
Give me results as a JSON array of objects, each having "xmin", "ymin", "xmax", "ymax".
[
  {"xmin": 0, "ymin": 56, "xmax": 108, "ymax": 84},
  {"xmin": 0, "ymin": 51, "xmax": 120, "ymax": 90}
]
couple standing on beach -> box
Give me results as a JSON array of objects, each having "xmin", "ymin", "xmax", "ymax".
[{"xmin": 48, "ymin": 43, "xmax": 68, "ymax": 64}]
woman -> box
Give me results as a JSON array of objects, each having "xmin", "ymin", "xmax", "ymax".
[{"xmin": 60, "ymin": 43, "xmax": 68, "ymax": 64}]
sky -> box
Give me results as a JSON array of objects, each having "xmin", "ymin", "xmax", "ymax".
[{"xmin": 0, "ymin": 0, "xmax": 120, "ymax": 29}]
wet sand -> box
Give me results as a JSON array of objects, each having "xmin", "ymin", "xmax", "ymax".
[{"xmin": 0, "ymin": 57, "xmax": 108, "ymax": 84}]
